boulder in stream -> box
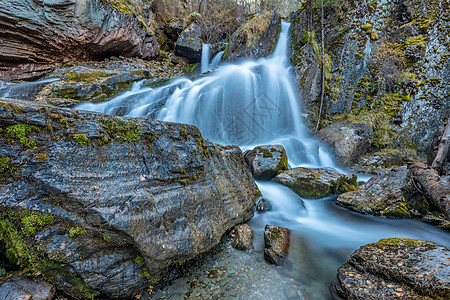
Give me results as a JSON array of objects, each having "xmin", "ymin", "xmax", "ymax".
[
  {"xmin": 264, "ymin": 225, "xmax": 290, "ymax": 265},
  {"xmin": 0, "ymin": 98, "xmax": 260, "ymax": 298},
  {"xmin": 175, "ymin": 22, "xmax": 204, "ymax": 63},
  {"xmin": 333, "ymin": 238, "xmax": 450, "ymax": 299},
  {"xmin": 256, "ymin": 198, "xmax": 272, "ymax": 212},
  {"xmin": 336, "ymin": 167, "xmax": 420, "ymax": 218},
  {"xmin": 317, "ymin": 121, "xmax": 372, "ymax": 165},
  {"xmin": 244, "ymin": 145, "xmax": 288, "ymax": 180},
  {"xmin": 273, "ymin": 168, "xmax": 359, "ymax": 198}
]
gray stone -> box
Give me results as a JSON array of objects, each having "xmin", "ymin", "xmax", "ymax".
[
  {"xmin": 333, "ymin": 238, "xmax": 450, "ymax": 299},
  {"xmin": 318, "ymin": 121, "xmax": 372, "ymax": 165},
  {"xmin": 0, "ymin": 98, "xmax": 260, "ymax": 298},
  {"xmin": 264, "ymin": 225, "xmax": 290, "ymax": 265},
  {"xmin": 244, "ymin": 145, "xmax": 288, "ymax": 180},
  {"xmin": 175, "ymin": 23, "xmax": 204, "ymax": 63},
  {"xmin": 256, "ymin": 198, "xmax": 272, "ymax": 212},
  {"xmin": 231, "ymin": 224, "xmax": 253, "ymax": 251}
]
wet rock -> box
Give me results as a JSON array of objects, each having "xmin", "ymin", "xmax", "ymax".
[
  {"xmin": 0, "ymin": 98, "xmax": 260, "ymax": 298},
  {"xmin": 273, "ymin": 168, "xmax": 359, "ymax": 198},
  {"xmin": 333, "ymin": 238, "xmax": 450, "ymax": 299},
  {"xmin": 244, "ymin": 145, "xmax": 288, "ymax": 180},
  {"xmin": 0, "ymin": 277, "xmax": 55, "ymax": 300},
  {"xmin": 231, "ymin": 224, "xmax": 253, "ymax": 251},
  {"xmin": 256, "ymin": 198, "xmax": 272, "ymax": 212},
  {"xmin": 422, "ymin": 213, "xmax": 450, "ymax": 231},
  {"xmin": 264, "ymin": 225, "xmax": 290, "ymax": 265},
  {"xmin": 336, "ymin": 168, "xmax": 414, "ymax": 218},
  {"xmin": 317, "ymin": 121, "xmax": 372, "ymax": 165},
  {"xmin": 225, "ymin": 11, "xmax": 281, "ymax": 61},
  {"xmin": 0, "ymin": 0, "xmax": 158, "ymax": 81},
  {"xmin": 175, "ymin": 23, "xmax": 204, "ymax": 63}
]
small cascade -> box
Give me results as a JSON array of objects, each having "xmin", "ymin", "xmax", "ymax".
[
  {"xmin": 0, "ymin": 78, "xmax": 59, "ymax": 101},
  {"xmin": 200, "ymin": 43, "xmax": 211, "ymax": 73}
]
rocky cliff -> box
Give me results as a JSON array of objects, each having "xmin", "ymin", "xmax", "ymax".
[
  {"xmin": 0, "ymin": 98, "xmax": 260, "ymax": 298},
  {"xmin": 0, "ymin": 0, "xmax": 159, "ymax": 81},
  {"xmin": 290, "ymin": 0, "xmax": 449, "ymax": 159}
]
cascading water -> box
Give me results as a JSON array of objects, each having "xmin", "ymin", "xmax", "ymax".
[
  {"xmin": 0, "ymin": 78, "xmax": 59, "ymax": 101},
  {"xmin": 75, "ymin": 22, "xmax": 449, "ymax": 299},
  {"xmin": 201, "ymin": 43, "xmax": 225, "ymax": 74}
]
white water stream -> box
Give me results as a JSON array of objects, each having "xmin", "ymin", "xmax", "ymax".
[{"xmin": 72, "ymin": 21, "xmax": 450, "ymax": 298}]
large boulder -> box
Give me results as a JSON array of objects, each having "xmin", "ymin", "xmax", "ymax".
[
  {"xmin": 264, "ymin": 225, "xmax": 290, "ymax": 265},
  {"xmin": 175, "ymin": 22, "xmax": 204, "ymax": 63},
  {"xmin": 224, "ymin": 11, "xmax": 281, "ymax": 61},
  {"xmin": 336, "ymin": 168, "xmax": 420, "ymax": 218},
  {"xmin": 317, "ymin": 121, "xmax": 372, "ymax": 165},
  {"xmin": 273, "ymin": 168, "xmax": 359, "ymax": 198},
  {"xmin": 0, "ymin": 276, "xmax": 55, "ymax": 300},
  {"xmin": 244, "ymin": 145, "xmax": 288, "ymax": 180},
  {"xmin": 0, "ymin": 0, "xmax": 159, "ymax": 81},
  {"xmin": 333, "ymin": 238, "xmax": 450, "ymax": 299},
  {"xmin": 0, "ymin": 98, "xmax": 260, "ymax": 298}
]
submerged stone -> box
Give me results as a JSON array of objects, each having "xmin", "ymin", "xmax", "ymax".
[{"xmin": 264, "ymin": 225, "xmax": 290, "ymax": 265}]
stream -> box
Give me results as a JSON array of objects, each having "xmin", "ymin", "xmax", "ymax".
[{"xmin": 3, "ymin": 21, "xmax": 449, "ymax": 299}]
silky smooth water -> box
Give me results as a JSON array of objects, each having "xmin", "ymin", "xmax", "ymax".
[
  {"xmin": 74, "ymin": 22, "xmax": 449, "ymax": 299},
  {"xmin": 0, "ymin": 78, "xmax": 59, "ymax": 101}
]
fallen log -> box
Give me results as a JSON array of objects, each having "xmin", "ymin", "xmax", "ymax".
[
  {"xmin": 431, "ymin": 116, "xmax": 450, "ymax": 172},
  {"xmin": 409, "ymin": 162, "xmax": 450, "ymax": 218}
]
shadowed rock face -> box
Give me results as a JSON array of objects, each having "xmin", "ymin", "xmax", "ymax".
[
  {"xmin": 333, "ymin": 238, "xmax": 450, "ymax": 299},
  {"xmin": 0, "ymin": 0, "xmax": 159, "ymax": 81},
  {"xmin": 0, "ymin": 98, "xmax": 260, "ymax": 298}
]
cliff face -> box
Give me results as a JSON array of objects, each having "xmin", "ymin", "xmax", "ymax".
[
  {"xmin": 0, "ymin": 0, "xmax": 159, "ymax": 81},
  {"xmin": 0, "ymin": 98, "xmax": 260, "ymax": 298},
  {"xmin": 290, "ymin": 0, "xmax": 449, "ymax": 156}
]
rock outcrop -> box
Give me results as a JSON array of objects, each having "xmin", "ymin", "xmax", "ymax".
[
  {"xmin": 318, "ymin": 121, "xmax": 372, "ymax": 165},
  {"xmin": 273, "ymin": 168, "xmax": 359, "ymax": 198},
  {"xmin": 175, "ymin": 21, "xmax": 204, "ymax": 63},
  {"xmin": 333, "ymin": 238, "xmax": 450, "ymax": 299},
  {"xmin": 290, "ymin": 0, "xmax": 449, "ymax": 155},
  {"xmin": 0, "ymin": 98, "xmax": 260, "ymax": 298},
  {"xmin": 0, "ymin": 0, "xmax": 159, "ymax": 81},
  {"xmin": 244, "ymin": 145, "xmax": 288, "ymax": 180},
  {"xmin": 264, "ymin": 225, "xmax": 290, "ymax": 265},
  {"xmin": 225, "ymin": 11, "xmax": 281, "ymax": 61},
  {"xmin": 336, "ymin": 167, "xmax": 422, "ymax": 218}
]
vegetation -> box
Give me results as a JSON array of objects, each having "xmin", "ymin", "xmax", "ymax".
[
  {"xmin": 99, "ymin": 117, "xmax": 143, "ymax": 142},
  {"xmin": 6, "ymin": 124, "xmax": 40, "ymax": 149}
]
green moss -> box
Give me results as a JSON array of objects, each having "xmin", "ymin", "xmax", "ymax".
[
  {"xmin": 6, "ymin": 124, "xmax": 40, "ymax": 149},
  {"xmin": 405, "ymin": 36, "xmax": 428, "ymax": 47},
  {"xmin": 72, "ymin": 134, "xmax": 90, "ymax": 146},
  {"xmin": 180, "ymin": 126, "xmax": 188, "ymax": 140},
  {"xmin": 69, "ymin": 227, "xmax": 87, "ymax": 238},
  {"xmin": 100, "ymin": 117, "xmax": 142, "ymax": 142},
  {"xmin": 21, "ymin": 212, "xmax": 55, "ymax": 235},
  {"xmin": 135, "ymin": 256, "xmax": 145, "ymax": 265},
  {"xmin": 34, "ymin": 153, "xmax": 49, "ymax": 162},
  {"xmin": 368, "ymin": 238, "xmax": 424, "ymax": 247},
  {"xmin": 0, "ymin": 157, "xmax": 18, "ymax": 180},
  {"xmin": 361, "ymin": 23, "xmax": 372, "ymax": 31},
  {"xmin": 383, "ymin": 202, "xmax": 410, "ymax": 218}
]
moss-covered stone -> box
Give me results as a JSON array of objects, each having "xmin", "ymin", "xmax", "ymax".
[
  {"xmin": 0, "ymin": 157, "xmax": 18, "ymax": 180},
  {"xmin": 72, "ymin": 134, "xmax": 90, "ymax": 146},
  {"xmin": 99, "ymin": 117, "xmax": 142, "ymax": 142},
  {"xmin": 6, "ymin": 124, "xmax": 40, "ymax": 149}
]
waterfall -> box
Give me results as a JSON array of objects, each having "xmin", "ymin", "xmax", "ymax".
[
  {"xmin": 200, "ymin": 43, "xmax": 211, "ymax": 73},
  {"xmin": 75, "ymin": 22, "xmax": 338, "ymax": 169},
  {"xmin": 0, "ymin": 78, "xmax": 59, "ymax": 101}
]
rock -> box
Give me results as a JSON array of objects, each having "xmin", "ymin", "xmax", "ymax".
[
  {"xmin": 0, "ymin": 0, "xmax": 159, "ymax": 81},
  {"xmin": 175, "ymin": 22, "xmax": 204, "ymax": 63},
  {"xmin": 0, "ymin": 98, "xmax": 260, "ymax": 298},
  {"xmin": 264, "ymin": 225, "xmax": 290, "ymax": 265},
  {"xmin": 231, "ymin": 224, "xmax": 253, "ymax": 251},
  {"xmin": 333, "ymin": 238, "xmax": 450, "ymax": 299},
  {"xmin": 224, "ymin": 11, "xmax": 281, "ymax": 61},
  {"xmin": 422, "ymin": 213, "xmax": 450, "ymax": 231},
  {"xmin": 273, "ymin": 168, "xmax": 359, "ymax": 199},
  {"xmin": 244, "ymin": 145, "xmax": 288, "ymax": 180},
  {"xmin": 336, "ymin": 168, "xmax": 416, "ymax": 218},
  {"xmin": 317, "ymin": 121, "xmax": 372, "ymax": 165},
  {"xmin": 0, "ymin": 277, "xmax": 55, "ymax": 300},
  {"xmin": 256, "ymin": 198, "xmax": 272, "ymax": 212}
]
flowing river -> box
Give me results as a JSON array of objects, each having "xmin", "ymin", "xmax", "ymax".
[{"xmin": 65, "ymin": 21, "xmax": 450, "ymax": 299}]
